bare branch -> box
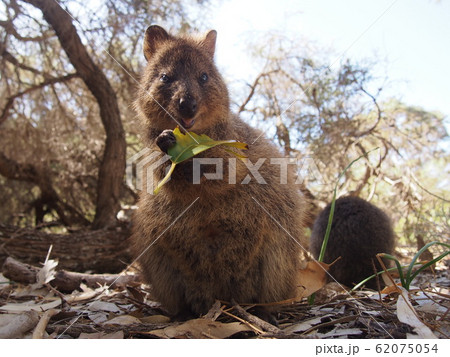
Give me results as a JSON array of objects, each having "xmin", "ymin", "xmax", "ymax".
[
  {"xmin": 410, "ymin": 172, "xmax": 450, "ymax": 203},
  {"xmin": 0, "ymin": 19, "xmax": 53, "ymax": 42},
  {"xmin": 238, "ymin": 70, "xmax": 279, "ymax": 114},
  {"xmin": 0, "ymin": 152, "xmax": 39, "ymax": 182},
  {"xmin": 355, "ymin": 86, "xmax": 383, "ymax": 137},
  {"xmin": 0, "ymin": 73, "xmax": 79, "ymax": 126},
  {"xmin": 0, "ymin": 45, "xmax": 42, "ymax": 75}
]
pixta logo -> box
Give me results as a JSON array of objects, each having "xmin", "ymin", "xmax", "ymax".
[
  {"xmin": 126, "ymin": 149, "xmax": 324, "ymax": 194},
  {"xmin": 126, "ymin": 149, "xmax": 171, "ymax": 194}
]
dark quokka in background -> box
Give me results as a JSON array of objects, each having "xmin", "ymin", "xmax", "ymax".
[
  {"xmin": 310, "ymin": 196, "xmax": 395, "ymax": 289},
  {"xmin": 131, "ymin": 26, "xmax": 308, "ymax": 317}
]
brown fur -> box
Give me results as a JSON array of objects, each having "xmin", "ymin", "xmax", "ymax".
[
  {"xmin": 310, "ymin": 196, "xmax": 395, "ymax": 289},
  {"xmin": 131, "ymin": 26, "xmax": 307, "ymax": 316}
]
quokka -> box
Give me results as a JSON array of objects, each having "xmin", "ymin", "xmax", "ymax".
[
  {"xmin": 131, "ymin": 25, "xmax": 308, "ymax": 316},
  {"xmin": 310, "ymin": 196, "xmax": 395, "ymax": 289}
]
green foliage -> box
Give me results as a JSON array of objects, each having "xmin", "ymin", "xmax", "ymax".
[
  {"xmin": 351, "ymin": 242, "xmax": 450, "ymax": 291},
  {"xmin": 383, "ymin": 242, "xmax": 450, "ymax": 291}
]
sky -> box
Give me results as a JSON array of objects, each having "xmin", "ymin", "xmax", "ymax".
[{"xmin": 205, "ymin": 0, "xmax": 450, "ymax": 121}]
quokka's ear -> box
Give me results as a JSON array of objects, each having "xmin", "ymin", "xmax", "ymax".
[
  {"xmin": 199, "ymin": 30, "xmax": 217, "ymax": 58},
  {"xmin": 144, "ymin": 25, "xmax": 171, "ymax": 61}
]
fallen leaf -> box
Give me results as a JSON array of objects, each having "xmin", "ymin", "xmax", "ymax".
[
  {"xmin": 127, "ymin": 286, "xmax": 145, "ymax": 303},
  {"xmin": 316, "ymin": 327, "xmax": 363, "ymax": 338},
  {"xmin": 381, "ymin": 283, "xmax": 402, "ymax": 295},
  {"xmin": 88, "ymin": 312, "xmax": 109, "ymax": 324},
  {"xmin": 139, "ymin": 315, "xmax": 171, "ymax": 324},
  {"xmin": 13, "ymin": 287, "xmax": 50, "ymax": 298},
  {"xmin": 313, "ymin": 282, "xmax": 347, "ymax": 302},
  {"xmin": 414, "ymin": 291, "xmax": 447, "ymax": 314},
  {"xmin": 25, "ymin": 246, "xmax": 58, "ymax": 293},
  {"xmin": 416, "ymin": 301, "xmax": 447, "ymax": 315},
  {"xmin": 32, "ymin": 259, "xmax": 58, "ymax": 290},
  {"xmin": 87, "ymin": 301, "xmax": 121, "ymax": 313},
  {"xmin": 148, "ymin": 318, "xmax": 252, "ymax": 339},
  {"xmin": 103, "ymin": 315, "xmax": 141, "ymax": 325},
  {"xmin": 79, "ymin": 331, "xmax": 124, "ymax": 339},
  {"xmin": 283, "ymin": 314, "xmax": 333, "ymax": 334},
  {"xmin": 66, "ymin": 285, "xmax": 102, "ymax": 303},
  {"xmin": 0, "ymin": 299, "xmax": 61, "ymax": 313},
  {"xmin": 396, "ymin": 287, "xmax": 437, "ymax": 339},
  {"xmin": 381, "ymin": 271, "xmax": 394, "ymax": 286},
  {"xmin": 361, "ymin": 310, "xmax": 382, "ymax": 316},
  {"xmin": 295, "ymin": 261, "xmax": 330, "ymax": 299}
]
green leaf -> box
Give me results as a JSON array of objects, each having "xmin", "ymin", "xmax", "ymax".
[
  {"xmin": 153, "ymin": 127, "xmax": 248, "ymax": 194},
  {"xmin": 167, "ymin": 127, "xmax": 248, "ymax": 163},
  {"xmin": 153, "ymin": 161, "xmax": 176, "ymax": 195}
]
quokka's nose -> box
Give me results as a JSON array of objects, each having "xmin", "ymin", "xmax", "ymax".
[{"xmin": 178, "ymin": 96, "xmax": 197, "ymax": 118}]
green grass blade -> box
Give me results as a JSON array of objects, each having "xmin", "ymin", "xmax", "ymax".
[
  {"xmin": 408, "ymin": 249, "xmax": 450, "ymax": 285},
  {"xmin": 406, "ymin": 241, "xmax": 438, "ymax": 282},
  {"xmin": 309, "ymin": 148, "xmax": 379, "ymax": 304},
  {"xmin": 350, "ymin": 261, "xmax": 423, "ymax": 291},
  {"xmin": 318, "ymin": 148, "xmax": 379, "ymax": 262},
  {"xmin": 351, "ymin": 264, "xmax": 397, "ymax": 291},
  {"xmin": 405, "ymin": 241, "xmax": 450, "ymax": 285},
  {"xmin": 381, "ymin": 253, "xmax": 406, "ymax": 288}
]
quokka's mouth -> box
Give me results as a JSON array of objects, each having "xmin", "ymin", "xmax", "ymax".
[{"xmin": 181, "ymin": 118, "xmax": 196, "ymax": 129}]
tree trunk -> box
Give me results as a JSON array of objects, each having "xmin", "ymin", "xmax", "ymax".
[
  {"xmin": 0, "ymin": 225, "xmax": 131, "ymax": 273},
  {"xmin": 23, "ymin": 0, "xmax": 127, "ymax": 229}
]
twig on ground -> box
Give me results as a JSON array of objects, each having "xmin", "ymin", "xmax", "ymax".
[{"xmin": 32, "ymin": 309, "xmax": 59, "ymax": 339}]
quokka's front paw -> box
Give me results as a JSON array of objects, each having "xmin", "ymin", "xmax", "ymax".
[{"xmin": 156, "ymin": 130, "xmax": 176, "ymax": 153}]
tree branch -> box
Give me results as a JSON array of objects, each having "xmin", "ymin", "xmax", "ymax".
[
  {"xmin": 354, "ymin": 86, "xmax": 383, "ymax": 137},
  {"xmin": 0, "ymin": 73, "xmax": 79, "ymax": 126},
  {"xmin": 0, "ymin": 18, "xmax": 53, "ymax": 42},
  {"xmin": 0, "ymin": 152, "xmax": 39, "ymax": 183},
  {"xmin": 238, "ymin": 70, "xmax": 279, "ymax": 113},
  {"xmin": 0, "ymin": 45, "xmax": 42, "ymax": 75}
]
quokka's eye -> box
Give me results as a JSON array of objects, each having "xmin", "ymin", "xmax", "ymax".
[
  {"xmin": 160, "ymin": 73, "xmax": 170, "ymax": 83},
  {"xmin": 200, "ymin": 73, "xmax": 208, "ymax": 83}
]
